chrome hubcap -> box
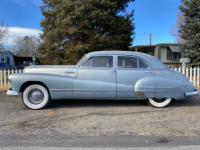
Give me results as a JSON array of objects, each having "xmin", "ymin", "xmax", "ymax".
[
  {"xmin": 28, "ymin": 89, "xmax": 44, "ymax": 104},
  {"xmin": 152, "ymin": 98, "xmax": 167, "ymax": 103}
]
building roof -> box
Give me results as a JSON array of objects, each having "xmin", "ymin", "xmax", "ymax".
[
  {"xmin": 131, "ymin": 45, "xmax": 155, "ymax": 49},
  {"xmin": 132, "ymin": 43, "xmax": 180, "ymax": 48},
  {"xmin": 130, "ymin": 43, "xmax": 182, "ymax": 53},
  {"xmin": 0, "ymin": 51, "xmax": 13, "ymax": 55},
  {"xmin": 156, "ymin": 43, "xmax": 179, "ymax": 46}
]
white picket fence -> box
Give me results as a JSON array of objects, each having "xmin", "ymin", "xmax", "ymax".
[
  {"xmin": 172, "ymin": 67, "xmax": 200, "ymax": 89},
  {"xmin": 0, "ymin": 67, "xmax": 200, "ymax": 92},
  {"xmin": 0, "ymin": 69, "xmax": 23, "ymax": 91}
]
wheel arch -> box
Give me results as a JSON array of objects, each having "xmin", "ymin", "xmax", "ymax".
[
  {"xmin": 20, "ymin": 81, "xmax": 50, "ymax": 94},
  {"xmin": 135, "ymin": 77, "xmax": 156, "ymax": 99}
]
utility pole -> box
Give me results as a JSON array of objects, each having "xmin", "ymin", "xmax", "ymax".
[{"xmin": 149, "ymin": 33, "xmax": 152, "ymax": 46}]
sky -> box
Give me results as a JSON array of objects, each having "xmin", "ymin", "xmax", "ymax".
[{"xmin": 0, "ymin": 0, "xmax": 181, "ymax": 48}]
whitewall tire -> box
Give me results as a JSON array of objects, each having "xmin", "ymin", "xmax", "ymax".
[
  {"xmin": 22, "ymin": 84, "xmax": 50, "ymax": 110},
  {"xmin": 148, "ymin": 98, "xmax": 172, "ymax": 108}
]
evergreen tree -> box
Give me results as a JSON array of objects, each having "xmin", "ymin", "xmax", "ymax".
[
  {"xmin": 179, "ymin": 0, "xmax": 200, "ymax": 65},
  {"xmin": 39, "ymin": 0, "xmax": 135, "ymax": 64}
]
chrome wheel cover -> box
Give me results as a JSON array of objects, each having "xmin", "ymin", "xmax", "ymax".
[{"xmin": 28, "ymin": 89, "xmax": 44, "ymax": 104}]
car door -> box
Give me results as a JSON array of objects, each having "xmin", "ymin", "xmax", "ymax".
[
  {"xmin": 73, "ymin": 55, "xmax": 116, "ymax": 99},
  {"xmin": 116, "ymin": 55, "xmax": 154, "ymax": 98}
]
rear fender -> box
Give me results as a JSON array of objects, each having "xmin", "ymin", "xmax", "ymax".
[
  {"xmin": 155, "ymin": 77, "xmax": 185, "ymax": 100},
  {"xmin": 135, "ymin": 77, "xmax": 156, "ymax": 99}
]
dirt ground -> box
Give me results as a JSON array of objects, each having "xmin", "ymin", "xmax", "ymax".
[{"xmin": 0, "ymin": 93, "xmax": 200, "ymax": 138}]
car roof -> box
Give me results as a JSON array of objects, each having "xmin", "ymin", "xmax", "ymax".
[
  {"xmin": 87, "ymin": 51, "xmax": 155, "ymax": 59},
  {"xmin": 86, "ymin": 51, "xmax": 166, "ymax": 70}
]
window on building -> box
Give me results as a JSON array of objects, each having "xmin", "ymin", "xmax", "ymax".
[
  {"xmin": 167, "ymin": 50, "xmax": 181, "ymax": 61},
  {"xmin": 6, "ymin": 57, "xmax": 10, "ymax": 65}
]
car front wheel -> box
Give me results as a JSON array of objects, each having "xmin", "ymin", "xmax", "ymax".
[
  {"xmin": 148, "ymin": 98, "xmax": 172, "ymax": 108},
  {"xmin": 22, "ymin": 84, "xmax": 50, "ymax": 109}
]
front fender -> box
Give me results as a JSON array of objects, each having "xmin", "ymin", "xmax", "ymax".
[{"xmin": 8, "ymin": 73, "xmax": 74, "ymax": 94}]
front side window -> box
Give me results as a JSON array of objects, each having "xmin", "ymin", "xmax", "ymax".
[
  {"xmin": 118, "ymin": 56, "xmax": 148, "ymax": 69},
  {"xmin": 82, "ymin": 56, "xmax": 113, "ymax": 68}
]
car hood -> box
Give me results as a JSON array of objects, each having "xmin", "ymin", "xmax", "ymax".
[{"xmin": 24, "ymin": 65, "xmax": 77, "ymax": 74}]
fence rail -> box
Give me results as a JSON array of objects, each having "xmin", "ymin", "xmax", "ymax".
[{"xmin": 0, "ymin": 67, "xmax": 200, "ymax": 92}]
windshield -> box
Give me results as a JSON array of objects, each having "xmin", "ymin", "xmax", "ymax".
[{"xmin": 76, "ymin": 54, "xmax": 87, "ymax": 66}]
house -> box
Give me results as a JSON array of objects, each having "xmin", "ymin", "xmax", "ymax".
[
  {"xmin": 0, "ymin": 51, "xmax": 16, "ymax": 69},
  {"xmin": 0, "ymin": 51, "xmax": 39, "ymax": 69},
  {"xmin": 130, "ymin": 43, "xmax": 184, "ymax": 67}
]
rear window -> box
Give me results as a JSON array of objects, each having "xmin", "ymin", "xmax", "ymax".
[
  {"xmin": 118, "ymin": 56, "xmax": 148, "ymax": 69},
  {"xmin": 138, "ymin": 59, "xmax": 148, "ymax": 68}
]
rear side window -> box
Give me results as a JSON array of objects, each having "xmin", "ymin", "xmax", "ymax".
[
  {"xmin": 138, "ymin": 59, "xmax": 148, "ymax": 68},
  {"xmin": 82, "ymin": 56, "xmax": 113, "ymax": 68},
  {"xmin": 118, "ymin": 56, "xmax": 148, "ymax": 69},
  {"xmin": 118, "ymin": 56, "xmax": 137, "ymax": 68}
]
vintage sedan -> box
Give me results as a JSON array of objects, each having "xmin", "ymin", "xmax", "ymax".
[{"xmin": 7, "ymin": 51, "xmax": 199, "ymax": 109}]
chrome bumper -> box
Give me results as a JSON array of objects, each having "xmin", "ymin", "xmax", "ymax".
[
  {"xmin": 6, "ymin": 90, "xmax": 19, "ymax": 96},
  {"xmin": 185, "ymin": 91, "xmax": 199, "ymax": 96}
]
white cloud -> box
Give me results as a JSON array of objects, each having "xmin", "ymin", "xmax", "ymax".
[{"xmin": 2, "ymin": 26, "xmax": 42, "ymax": 47}]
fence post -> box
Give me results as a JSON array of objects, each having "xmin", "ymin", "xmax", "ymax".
[
  {"xmin": 178, "ymin": 67, "xmax": 181, "ymax": 73},
  {"xmin": 186, "ymin": 67, "xmax": 189, "ymax": 78},
  {"xmin": 197, "ymin": 67, "xmax": 200, "ymax": 88},
  {"xmin": 0, "ymin": 70, "xmax": 2, "ymax": 91},
  {"xmin": 193, "ymin": 67, "xmax": 196, "ymax": 87},
  {"xmin": 189, "ymin": 67, "xmax": 193, "ymax": 83},
  {"xmin": 3, "ymin": 70, "xmax": 6, "ymax": 91},
  {"xmin": 7, "ymin": 70, "xmax": 11, "ymax": 89}
]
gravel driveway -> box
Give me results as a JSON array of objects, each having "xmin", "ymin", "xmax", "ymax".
[{"xmin": 0, "ymin": 93, "xmax": 200, "ymax": 138}]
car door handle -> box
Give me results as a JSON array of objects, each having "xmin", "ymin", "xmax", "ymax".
[
  {"xmin": 64, "ymin": 71, "xmax": 75, "ymax": 74},
  {"xmin": 144, "ymin": 71, "xmax": 151, "ymax": 73}
]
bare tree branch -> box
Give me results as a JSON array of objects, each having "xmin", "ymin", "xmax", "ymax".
[
  {"xmin": 14, "ymin": 36, "xmax": 41, "ymax": 57},
  {"xmin": 171, "ymin": 12, "xmax": 185, "ymax": 44},
  {"xmin": 0, "ymin": 22, "xmax": 8, "ymax": 50}
]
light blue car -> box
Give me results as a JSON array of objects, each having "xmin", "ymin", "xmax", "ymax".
[{"xmin": 7, "ymin": 51, "xmax": 199, "ymax": 109}]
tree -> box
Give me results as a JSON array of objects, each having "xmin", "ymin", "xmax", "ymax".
[
  {"xmin": 39, "ymin": 0, "xmax": 135, "ymax": 64},
  {"xmin": 179, "ymin": 0, "xmax": 200, "ymax": 65},
  {"xmin": 171, "ymin": 12, "xmax": 185, "ymax": 44},
  {"xmin": 14, "ymin": 36, "xmax": 41, "ymax": 57},
  {"xmin": 0, "ymin": 23, "xmax": 8, "ymax": 51}
]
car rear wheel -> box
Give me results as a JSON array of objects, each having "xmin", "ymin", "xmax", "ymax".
[
  {"xmin": 22, "ymin": 84, "xmax": 50, "ymax": 109},
  {"xmin": 148, "ymin": 98, "xmax": 172, "ymax": 108}
]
